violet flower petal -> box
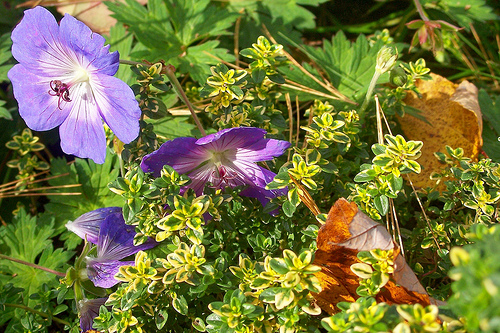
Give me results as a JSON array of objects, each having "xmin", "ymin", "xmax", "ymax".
[
  {"xmin": 237, "ymin": 138, "xmax": 291, "ymax": 162},
  {"xmin": 8, "ymin": 65, "xmax": 69, "ymax": 130},
  {"xmin": 96, "ymin": 213, "xmax": 157, "ymax": 261},
  {"xmin": 65, "ymin": 207, "xmax": 122, "ymax": 244},
  {"xmin": 93, "ymin": 75, "xmax": 141, "ymax": 143},
  {"xmin": 58, "ymin": 13, "xmax": 119, "ymax": 76},
  {"xmin": 195, "ymin": 127, "xmax": 266, "ymax": 147},
  {"xmin": 59, "ymin": 95, "xmax": 107, "ymax": 164},
  {"xmin": 141, "ymin": 137, "xmax": 207, "ymax": 177},
  {"xmin": 86, "ymin": 259, "xmax": 134, "ymax": 288},
  {"xmin": 8, "ymin": 6, "xmax": 141, "ymax": 164},
  {"xmin": 78, "ymin": 297, "xmax": 107, "ymax": 332},
  {"xmin": 10, "ymin": 7, "xmax": 62, "ymax": 76}
]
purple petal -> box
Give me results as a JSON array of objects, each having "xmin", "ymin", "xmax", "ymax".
[
  {"xmin": 65, "ymin": 207, "xmax": 122, "ymax": 244},
  {"xmin": 96, "ymin": 213, "xmax": 157, "ymax": 261},
  {"xmin": 86, "ymin": 259, "xmax": 133, "ymax": 288},
  {"xmin": 93, "ymin": 75, "xmax": 141, "ymax": 143},
  {"xmin": 59, "ymin": 92, "xmax": 107, "ymax": 163},
  {"xmin": 236, "ymin": 138, "xmax": 291, "ymax": 162},
  {"xmin": 141, "ymin": 137, "xmax": 208, "ymax": 177},
  {"xmin": 8, "ymin": 65, "xmax": 70, "ymax": 130},
  {"xmin": 78, "ymin": 297, "xmax": 107, "ymax": 331},
  {"xmin": 10, "ymin": 7, "xmax": 63, "ymax": 77},
  {"xmin": 196, "ymin": 127, "xmax": 267, "ymax": 150},
  {"xmin": 58, "ymin": 13, "xmax": 119, "ymax": 76},
  {"xmin": 232, "ymin": 160, "xmax": 287, "ymax": 204}
]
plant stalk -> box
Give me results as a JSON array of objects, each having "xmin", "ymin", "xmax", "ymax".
[
  {"xmin": 4, "ymin": 303, "xmax": 71, "ymax": 326},
  {"xmin": 163, "ymin": 65, "xmax": 206, "ymax": 136},
  {"xmin": 0, "ymin": 254, "xmax": 66, "ymax": 277}
]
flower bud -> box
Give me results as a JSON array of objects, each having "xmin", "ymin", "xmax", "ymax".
[
  {"xmin": 390, "ymin": 67, "xmax": 407, "ymax": 87},
  {"xmin": 376, "ymin": 46, "xmax": 398, "ymax": 74}
]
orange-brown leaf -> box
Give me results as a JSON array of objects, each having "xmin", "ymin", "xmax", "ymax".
[
  {"xmin": 313, "ymin": 198, "xmax": 431, "ymax": 314},
  {"xmin": 399, "ymin": 73, "xmax": 482, "ymax": 189}
]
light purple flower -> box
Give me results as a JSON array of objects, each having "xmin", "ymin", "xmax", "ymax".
[
  {"xmin": 140, "ymin": 127, "xmax": 290, "ymax": 206},
  {"xmin": 67, "ymin": 207, "xmax": 157, "ymax": 288},
  {"xmin": 66, "ymin": 207, "xmax": 122, "ymax": 244},
  {"xmin": 78, "ymin": 297, "xmax": 107, "ymax": 332},
  {"xmin": 7, "ymin": 6, "xmax": 141, "ymax": 163}
]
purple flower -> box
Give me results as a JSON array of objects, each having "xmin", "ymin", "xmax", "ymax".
[
  {"xmin": 67, "ymin": 207, "xmax": 157, "ymax": 288},
  {"xmin": 141, "ymin": 127, "xmax": 290, "ymax": 206},
  {"xmin": 7, "ymin": 6, "xmax": 141, "ymax": 163},
  {"xmin": 78, "ymin": 297, "xmax": 107, "ymax": 332},
  {"xmin": 66, "ymin": 207, "xmax": 122, "ymax": 244}
]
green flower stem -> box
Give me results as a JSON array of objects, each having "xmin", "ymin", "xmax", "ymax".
[
  {"xmin": 163, "ymin": 65, "xmax": 206, "ymax": 136},
  {"xmin": 359, "ymin": 70, "xmax": 382, "ymax": 115},
  {"xmin": 119, "ymin": 60, "xmax": 206, "ymax": 136},
  {"xmin": 3, "ymin": 302, "xmax": 71, "ymax": 326},
  {"xmin": 0, "ymin": 253, "xmax": 66, "ymax": 277}
]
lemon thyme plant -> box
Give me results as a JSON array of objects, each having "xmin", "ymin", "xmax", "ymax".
[{"xmin": 0, "ymin": 1, "xmax": 500, "ymax": 332}]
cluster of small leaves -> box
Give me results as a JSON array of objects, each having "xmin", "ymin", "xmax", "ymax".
[
  {"xmin": 383, "ymin": 58, "xmax": 432, "ymax": 116},
  {"xmin": 432, "ymin": 146, "xmax": 500, "ymax": 223},
  {"xmin": 199, "ymin": 36, "xmax": 288, "ymax": 130},
  {"xmin": 350, "ymin": 134, "xmax": 423, "ymax": 220},
  {"xmin": 207, "ymin": 249, "xmax": 322, "ymax": 333},
  {"xmin": 350, "ymin": 249, "xmax": 395, "ymax": 297},
  {"xmin": 321, "ymin": 297, "xmax": 448, "ymax": 333},
  {"xmin": 5, "ymin": 128, "xmax": 49, "ymax": 187},
  {"xmin": 268, "ymin": 102, "xmax": 365, "ymax": 217},
  {"xmin": 131, "ymin": 62, "xmax": 172, "ymax": 120}
]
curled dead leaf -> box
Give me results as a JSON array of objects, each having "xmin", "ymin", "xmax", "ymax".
[
  {"xmin": 312, "ymin": 198, "xmax": 434, "ymax": 315},
  {"xmin": 398, "ymin": 73, "xmax": 482, "ymax": 189}
]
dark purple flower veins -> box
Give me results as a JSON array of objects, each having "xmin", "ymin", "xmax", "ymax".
[{"xmin": 48, "ymin": 80, "xmax": 71, "ymax": 110}]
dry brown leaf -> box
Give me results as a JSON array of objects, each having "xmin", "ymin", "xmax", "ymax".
[
  {"xmin": 44, "ymin": 0, "xmax": 147, "ymax": 34},
  {"xmin": 312, "ymin": 198, "xmax": 432, "ymax": 315},
  {"xmin": 398, "ymin": 73, "xmax": 482, "ymax": 189}
]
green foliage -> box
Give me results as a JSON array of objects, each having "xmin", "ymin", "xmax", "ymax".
[
  {"xmin": 351, "ymin": 249, "xmax": 395, "ymax": 297},
  {"xmin": 0, "ymin": 32, "xmax": 12, "ymax": 83},
  {"xmin": 478, "ymin": 89, "xmax": 500, "ymax": 162},
  {"xmin": 106, "ymin": 0, "xmax": 238, "ymax": 83},
  {"xmin": 42, "ymin": 155, "xmax": 122, "ymax": 245},
  {"xmin": 0, "ymin": 209, "xmax": 72, "ymax": 305},
  {"xmin": 436, "ymin": 0, "xmax": 497, "ymax": 29},
  {"xmin": 226, "ymin": 0, "xmax": 328, "ymax": 47},
  {"xmin": 321, "ymin": 297, "xmax": 445, "ymax": 333},
  {"xmin": 448, "ymin": 225, "xmax": 500, "ymax": 332},
  {"xmin": 350, "ymin": 134, "xmax": 423, "ymax": 219},
  {"xmin": 2, "ymin": 1, "xmax": 500, "ymax": 331},
  {"xmin": 291, "ymin": 32, "xmax": 387, "ymax": 101}
]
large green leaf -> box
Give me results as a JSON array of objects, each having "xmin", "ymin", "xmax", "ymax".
[
  {"xmin": 106, "ymin": 0, "xmax": 238, "ymax": 83},
  {"xmin": 0, "ymin": 209, "xmax": 73, "ymax": 306},
  {"xmin": 302, "ymin": 32, "xmax": 386, "ymax": 101},
  {"xmin": 226, "ymin": 0, "xmax": 328, "ymax": 48},
  {"xmin": 42, "ymin": 154, "xmax": 122, "ymax": 246},
  {"xmin": 435, "ymin": 0, "xmax": 497, "ymax": 28}
]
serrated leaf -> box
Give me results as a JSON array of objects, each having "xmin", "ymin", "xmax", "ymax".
[
  {"xmin": 286, "ymin": 31, "xmax": 386, "ymax": 102},
  {"xmin": 438, "ymin": 0, "xmax": 497, "ymax": 29},
  {"xmin": 107, "ymin": 0, "xmax": 238, "ymax": 83},
  {"xmin": 41, "ymin": 155, "xmax": 122, "ymax": 248},
  {"xmin": 0, "ymin": 209, "xmax": 72, "ymax": 306}
]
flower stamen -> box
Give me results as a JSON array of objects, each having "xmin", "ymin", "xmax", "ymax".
[
  {"xmin": 212, "ymin": 165, "xmax": 238, "ymax": 188},
  {"xmin": 48, "ymin": 80, "xmax": 71, "ymax": 110}
]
